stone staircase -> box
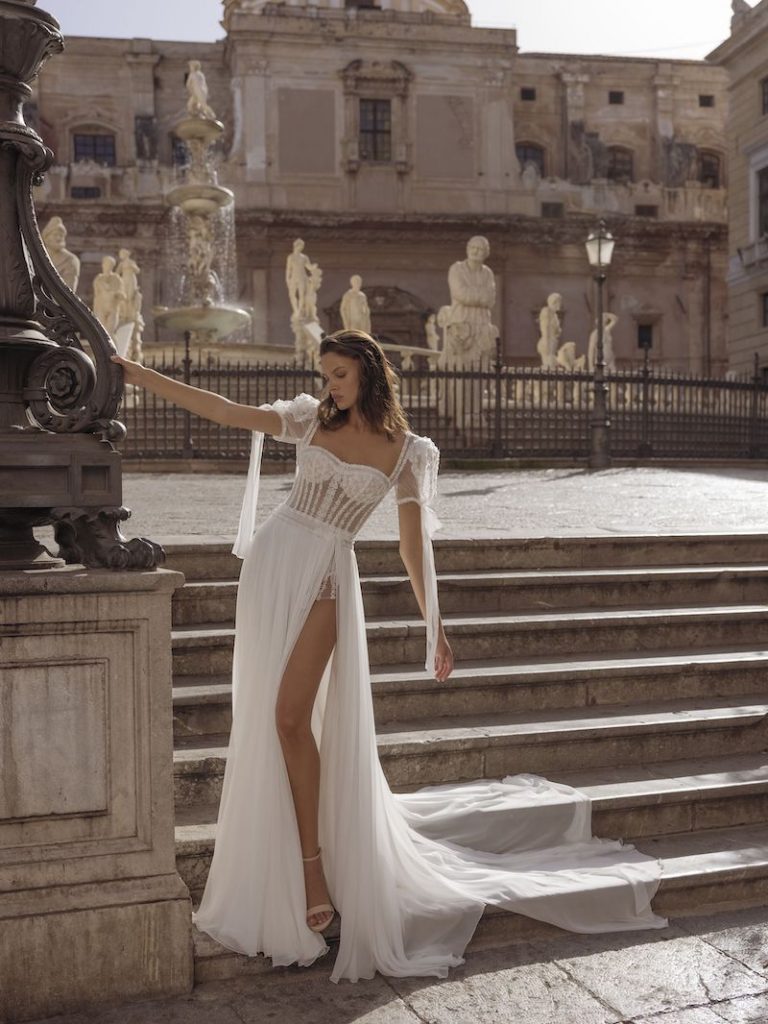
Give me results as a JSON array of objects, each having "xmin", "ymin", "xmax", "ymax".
[{"xmin": 164, "ymin": 534, "xmax": 768, "ymax": 984}]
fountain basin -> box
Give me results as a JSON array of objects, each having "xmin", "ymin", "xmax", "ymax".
[
  {"xmin": 166, "ymin": 183, "xmax": 234, "ymax": 216},
  {"xmin": 154, "ymin": 304, "xmax": 251, "ymax": 337},
  {"xmin": 174, "ymin": 115, "xmax": 225, "ymax": 145}
]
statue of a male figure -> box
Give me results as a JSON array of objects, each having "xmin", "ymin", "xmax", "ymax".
[
  {"xmin": 444, "ymin": 235, "xmax": 498, "ymax": 364},
  {"xmin": 41, "ymin": 216, "xmax": 81, "ymax": 293}
]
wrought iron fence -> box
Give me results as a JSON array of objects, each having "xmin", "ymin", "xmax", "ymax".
[{"xmin": 119, "ymin": 349, "xmax": 768, "ymax": 462}]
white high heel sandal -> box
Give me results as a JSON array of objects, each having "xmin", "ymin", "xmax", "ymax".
[{"xmin": 302, "ymin": 848, "xmax": 335, "ymax": 933}]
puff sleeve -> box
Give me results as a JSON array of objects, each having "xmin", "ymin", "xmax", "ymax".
[
  {"xmin": 232, "ymin": 393, "xmax": 320, "ymax": 559},
  {"xmin": 395, "ymin": 435, "xmax": 443, "ymax": 674}
]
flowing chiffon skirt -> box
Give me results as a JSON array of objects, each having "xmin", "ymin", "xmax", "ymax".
[{"xmin": 194, "ymin": 504, "xmax": 667, "ymax": 982}]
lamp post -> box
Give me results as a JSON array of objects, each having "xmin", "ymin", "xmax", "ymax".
[{"xmin": 585, "ymin": 220, "xmax": 615, "ymax": 470}]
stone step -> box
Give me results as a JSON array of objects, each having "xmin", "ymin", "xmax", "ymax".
[
  {"xmin": 190, "ymin": 821, "xmax": 768, "ymax": 984},
  {"xmin": 172, "ymin": 564, "xmax": 768, "ymax": 626},
  {"xmin": 171, "ymin": 605, "xmax": 768, "ymax": 675},
  {"xmin": 171, "ymin": 698, "xmax": 768, "ymax": 809},
  {"xmin": 175, "ymin": 753, "xmax": 768, "ymax": 906},
  {"xmin": 162, "ymin": 533, "xmax": 768, "ymax": 582},
  {"xmin": 172, "ymin": 647, "xmax": 768, "ymax": 739}
]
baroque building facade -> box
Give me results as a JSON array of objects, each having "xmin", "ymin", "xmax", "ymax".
[
  {"xmin": 709, "ymin": 0, "xmax": 768, "ymax": 376},
  {"xmin": 33, "ymin": 0, "xmax": 729, "ymax": 371}
]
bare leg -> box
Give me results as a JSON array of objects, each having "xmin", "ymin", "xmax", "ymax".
[{"xmin": 275, "ymin": 598, "xmax": 337, "ymax": 930}]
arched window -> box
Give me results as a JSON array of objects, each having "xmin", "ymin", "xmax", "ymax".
[
  {"xmin": 516, "ymin": 142, "xmax": 545, "ymax": 177},
  {"xmin": 72, "ymin": 128, "xmax": 117, "ymax": 167},
  {"xmin": 699, "ymin": 151, "xmax": 722, "ymax": 189},
  {"xmin": 606, "ymin": 146, "xmax": 633, "ymax": 183}
]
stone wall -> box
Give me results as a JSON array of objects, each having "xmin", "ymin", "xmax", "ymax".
[{"xmin": 709, "ymin": 0, "xmax": 768, "ymax": 376}]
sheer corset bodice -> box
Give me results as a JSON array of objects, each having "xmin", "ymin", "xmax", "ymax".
[{"xmin": 285, "ymin": 438, "xmax": 410, "ymax": 542}]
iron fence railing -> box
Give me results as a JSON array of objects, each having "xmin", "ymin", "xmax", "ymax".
[{"xmin": 120, "ymin": 349, "xmax": 768, "ymax": 463}]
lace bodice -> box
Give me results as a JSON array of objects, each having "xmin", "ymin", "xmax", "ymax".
[{"xmin": 271, "ymin": 393, "xmax": 437, "ymax": 540}]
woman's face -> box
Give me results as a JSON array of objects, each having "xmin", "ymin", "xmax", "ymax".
[{"xmin": 320, "ymin": 351, "xmax": 361, "ymax": 411}]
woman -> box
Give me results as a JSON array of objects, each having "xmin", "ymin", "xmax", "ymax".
[{"xmin": 113, "ymin": 329, "xmax": 666, "ymax": 983}]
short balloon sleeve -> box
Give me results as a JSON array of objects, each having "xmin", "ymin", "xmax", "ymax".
[
  {"xmin": 270, "ymin": 392, "xmax": 320, "ymax": 445},
  {"xmin": 232, "ymin": 393, "xmax": 320, "ymax": 559},
  {"xmin": 395, "ymin": 435, "xmax": 442, "ymax": 674}
]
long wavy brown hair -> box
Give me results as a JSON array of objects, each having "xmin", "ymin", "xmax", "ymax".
[{"xmin": 318, "ymin": 329, "xmax": 410, "ymax": 440}]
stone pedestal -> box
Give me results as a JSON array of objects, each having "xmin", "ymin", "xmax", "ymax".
[{"xmin": 0, "ymin": 567, "xmax": 192, "ymax": 1023}]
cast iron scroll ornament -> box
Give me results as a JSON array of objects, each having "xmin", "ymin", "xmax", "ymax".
[{"xmin": 12, "ymin": 123, "xmax": 125, "ymax": 440}]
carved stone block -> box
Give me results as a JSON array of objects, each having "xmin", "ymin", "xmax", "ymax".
[{"xmin": 0, "ymin": 567, "xmax": 192, "ymax": 1021}]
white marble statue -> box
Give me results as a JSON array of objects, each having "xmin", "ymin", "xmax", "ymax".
[
  {"xmin": 285, "ymin": 239, "xmax": 314, "ymax": 320},
  {"xmin": 425, "ymin": 313, "xmax": 441, "ymax": 352},
  {"xmin": 116, "ymin": 247, "xmax": 144, "ymax": 360},
  {"xmin": 186, "ymin": 60, "xmax": 217, "ymax": 120},
  {"xmin": 187, "ymin": 213, "xmax": 220, "ymax": 306},
  {"xmin": 556, "ymin": 341, "xmax": 586, "ymax": 372},
  {"xmin": 340, "ymin": 275, "xmax": 372, "ymax": 334},
  {"xmin": 521, "ymin": 160, "xmax": 541, "ymax": 190},
  {"xmin": 443, "ymin": 236, "xmax": 498, "ymax": 364},
  {"xmin": 92, "ymin": 255, "xmax": 126, "ymax": 337},
  {"xmin": 588, "ymin": 312, "xmax": 619, "ymax": 372},
  {"xmin": 41, "ymin": 216, "xmax": 81, "ymax": 293},
  {"xmin": 537, "ymin": 293, "xmax": 563, "ymax": 370},
  {"xmin": 286, "ymin": 239, "xmax": 323, "ymax": 358}
]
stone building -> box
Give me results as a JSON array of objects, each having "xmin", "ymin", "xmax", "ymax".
[
  {"xmin": 33, "ymin": 0, "xmax": 729, "ymax": 371},
  {"xmin": 709, "ymin": 0, "xmax": 768, "ymax": 376}
]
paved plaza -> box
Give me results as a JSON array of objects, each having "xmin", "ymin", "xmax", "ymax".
[
  {"xmin": 117, "ymin": 465, "xmax": 768, "ymax": 544},
  {"xmin": 29, "ymin": 906, "xmax": 768, "ymax": 1024}
]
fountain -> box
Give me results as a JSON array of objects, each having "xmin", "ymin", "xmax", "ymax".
[{"xmin": 154, "ymin": 60, "xmax": 251, "ymax": 344}]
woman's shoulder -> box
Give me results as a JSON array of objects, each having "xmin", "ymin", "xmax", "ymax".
[{"xmin": 404, "ymin": 431, "xmax": 439, "ymax": 458}]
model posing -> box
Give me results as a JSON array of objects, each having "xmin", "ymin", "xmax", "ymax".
[{"xmin": 113, "ymin": 329, "xmax": 666, "ymax": 983}]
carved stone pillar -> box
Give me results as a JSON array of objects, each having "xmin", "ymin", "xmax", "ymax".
[{"xmin": 0, "ymin": 0, "xmax": 162, "ymax": 570}]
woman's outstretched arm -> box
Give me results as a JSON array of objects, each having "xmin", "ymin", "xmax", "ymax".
[
  {"xmin": 398, "ymin": 500, "xmax": 454, "ymax": 682},
  {"xmin": 111, "ymin": 354, "xmax": 282, "ymax": 433}
]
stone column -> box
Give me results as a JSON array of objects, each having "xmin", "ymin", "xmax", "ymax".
[{"xmin": 0, "ymin": 567, "xmax": 192, "ymax": 1022}]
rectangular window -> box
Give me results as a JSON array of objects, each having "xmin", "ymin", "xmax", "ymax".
[
  {"xmin": 637, "ymin": 323, "xmax": 654, "ymax": 349},
  {"xmin": 698, "ymin": 94, "xmax": 715, "ymax": 108},
  {"xmin": 635, "ymin": 204, "xmax": 659, "ymax": 218},
  {"xmin": 73, "ymin": 132, "xmax": 116, "ymax": 167},
  {"xmin": 762, "ymin": 78, "xmax": 768, "ymax": 116},
  {"xmin": 359, "ymin": 99, "xmax": 391, "ymax": 162},
  {"xmin": 70, "ymin": 186, "xmax": 102, "ymax": 199},
  {"xmin": 541, "ymin": 202, "xmax": 564, "ymax": 218},
  {"xmin": 608, "ymin": 90, "xmax": 624, "ymax": 105},
  {"xmin": 759, "ymin": 167, "xmax": 768, "ymax": 237},
  {"xmin": 520, "ymin": 87, "xmax": 536, "ymax": 101}
]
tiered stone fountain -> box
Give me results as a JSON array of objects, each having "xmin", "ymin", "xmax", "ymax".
[{"xmin": 154, "ymin": 60, "xmax": 250, "ymax": 344}]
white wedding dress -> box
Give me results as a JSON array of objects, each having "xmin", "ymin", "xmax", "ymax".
[{"xmin": 193, "ymin": 393, "xmax": 667, "ymax": 983}]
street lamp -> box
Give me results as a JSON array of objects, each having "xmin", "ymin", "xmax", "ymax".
[{"xmin": 585, "ymin": 220, "xmax": 615, "ymax": 470}]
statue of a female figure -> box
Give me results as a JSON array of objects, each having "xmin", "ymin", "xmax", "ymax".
[
  {"xmin": 186, "ymin": 60, "xmax": 217, "ymax": 120},
  {"xmin": 537, "ymin": 293, "xmax": 563, "ymax": 370},
  {"xmin": 92, "ymin": 255, "xmax": 126, "ymax": 337},
  {"xmin": 340, "ymin": 275, "xmax": 372, "ymax": 334},
  {"xmin": 588, "ymin": 312, "xmax": 619, "ymax": 372}
]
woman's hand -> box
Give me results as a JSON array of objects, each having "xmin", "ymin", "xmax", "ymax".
[
  {"xmin": 434, "ymin": 631, "xmax": 454, "ymax": 683},
  {"xmin": 111, "ymin": 353, "xmax": 145, "ymax": 386}
]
